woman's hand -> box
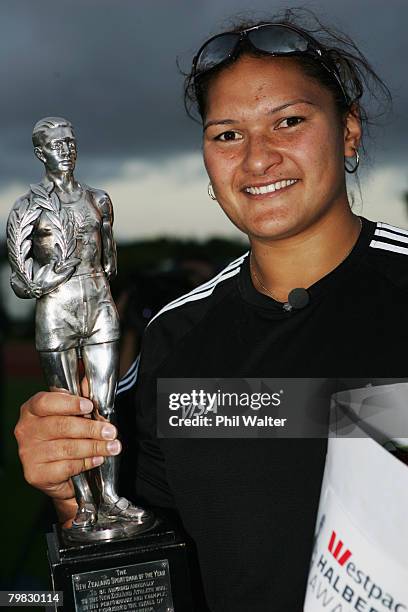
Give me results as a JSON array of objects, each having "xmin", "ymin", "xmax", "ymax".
[{"xmin": 14, "ymin": 390, "xmax": 122, "ymax": 523}]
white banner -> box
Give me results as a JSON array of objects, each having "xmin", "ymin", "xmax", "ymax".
[{"xmin": 304, "ymin": 384, "xmax": 408, "ymax": 611}]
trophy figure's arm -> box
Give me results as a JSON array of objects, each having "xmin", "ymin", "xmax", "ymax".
[
  {"xmin": 9, "ymin": 260, "xmax": 80, "ymax": 299},
  {"xmin": 7, "ymin": 195, "xmax": 81, "ymax": 299},
  {"xmin": 97, "ymin": 192, "xmax": 117, "ymax": 280}
]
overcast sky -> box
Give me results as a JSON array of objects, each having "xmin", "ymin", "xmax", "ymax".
[{"xmin": 0, "ymin": 0, "xmax": 407, "ymax": 243}]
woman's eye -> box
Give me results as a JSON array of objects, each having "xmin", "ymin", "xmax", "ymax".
[
  {"xmin": 277, "ymin": 116, "xmax": 304, "ymax": 129},
  {"xmin": 216, "ymin": 130, "xmax": 242, "ymax": 142}
]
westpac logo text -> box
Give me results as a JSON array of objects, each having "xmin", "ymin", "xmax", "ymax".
[{"xmin": 307, "ymin": 528, "xmax": 406, "ymax": 611}]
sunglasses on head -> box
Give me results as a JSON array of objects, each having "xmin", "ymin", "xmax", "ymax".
[{"xmin": 192, "ymin": 23, "xmax": 349, "ymax": 105}]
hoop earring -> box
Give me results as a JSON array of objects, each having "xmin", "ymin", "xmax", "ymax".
[
  {"xmin": 207, "ymin": 182, "xmax": 217, "ymax": 200},
  {"xmin": 345, "ymin": 149, "xmax": 360, "ymax": 174}
]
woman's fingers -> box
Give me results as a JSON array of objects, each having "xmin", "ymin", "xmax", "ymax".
[
  {"xmin": 15, "ymin": 409, "xmax": 117, "ymax": 446},
  {"xmin": 14, "ymin": 389, "xmax": 121, "ymax": 502},
  {"xmin": 25, "ymin": 458, "xmax": 104, "ymax": 497},
  {"xmin": 21, "ymin": 390, "xmax": 93, "ymax": 418},
  {"xmin": 28, "ymin": 437, "xmax": 121, "ymax": 464}
]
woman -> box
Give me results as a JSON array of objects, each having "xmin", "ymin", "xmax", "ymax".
[{"xmin": 15, "ymin": 10, "xmax": 404, "ymax": 611}]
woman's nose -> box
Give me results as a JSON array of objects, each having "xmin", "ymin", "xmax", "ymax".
[{"xmin": 242, "ymin": 134, "xmax": 283, "ymax": 175}]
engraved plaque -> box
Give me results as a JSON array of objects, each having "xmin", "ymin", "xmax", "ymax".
[
  {"xmin": 48, "ymin": 517, "xmax": 193, "ymax": 610},
  {"xmin": 72, "ymin": 559, "xmax": 174, "ymax": 612}
]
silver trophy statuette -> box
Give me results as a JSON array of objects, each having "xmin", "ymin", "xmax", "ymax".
[{"xmin": 7, "ymin": 117, "xmax": 154, "ymax": 541}]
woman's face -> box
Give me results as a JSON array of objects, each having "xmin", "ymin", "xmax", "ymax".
[{"xmin": 203, "ymin": 55, "xmax": 361, "ymax": 241}]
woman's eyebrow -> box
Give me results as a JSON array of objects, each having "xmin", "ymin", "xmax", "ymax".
[
  {"xmin": 266, "ymin": 98, "xmax": 316, "ymax": 114},
  {"xmin": 203, "ymin": 118, "xmax": 235, "ymax": 131},
  {"xmin": 203, "ymin": 99, "xmax": 316, "ymax": 131}
]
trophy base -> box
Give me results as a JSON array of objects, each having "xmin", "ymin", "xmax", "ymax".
[
  {"xmin": 47, "ymin": 511, "xmax": 193, "ymax": 611},
  {"xmin": 63, "ymin": 509, "xmax": 155, "ymax": 542}
]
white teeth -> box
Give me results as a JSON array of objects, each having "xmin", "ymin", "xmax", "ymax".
[{"xmin": 245, "ymin": 179, "xmax": 297, "ymax": 195}]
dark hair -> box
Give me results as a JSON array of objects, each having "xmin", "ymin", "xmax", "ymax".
[{"xmin": 183, "ymin": 8, "xmax": 392, "ymax": 151}]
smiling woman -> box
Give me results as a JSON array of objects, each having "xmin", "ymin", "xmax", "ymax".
[
  {"xmin": 12, "ymin": 9, "xmax": 408, "ymax": 612},
  {"xmin": 185, "ymin": 11, "xmax": 391, "ymax": 302},
  {"xmin": 202, "ymin": 57, "xmax": 359, "ymax": 244}
]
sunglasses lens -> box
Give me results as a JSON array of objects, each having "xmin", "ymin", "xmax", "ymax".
[
  {"xmin": 196, "ymin": 33, "xmax": 239, "ymax": 72},
  {"xmin": 193, "ymin": 24, "xmax": 347, "ymax": 104},
  {"xmin": 248, "ymin": 25, "xmax": 310, "ymax": 54}
]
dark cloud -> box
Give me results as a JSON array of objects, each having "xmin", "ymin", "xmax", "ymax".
[{"xmin": 0, "ymin": 0, "xmax": 407, "ymax": 186}]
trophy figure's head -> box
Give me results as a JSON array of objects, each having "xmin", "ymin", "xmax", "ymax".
[{"xmin": 32, "ymin": 116, "xmax": 77, "ymax": 174}]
